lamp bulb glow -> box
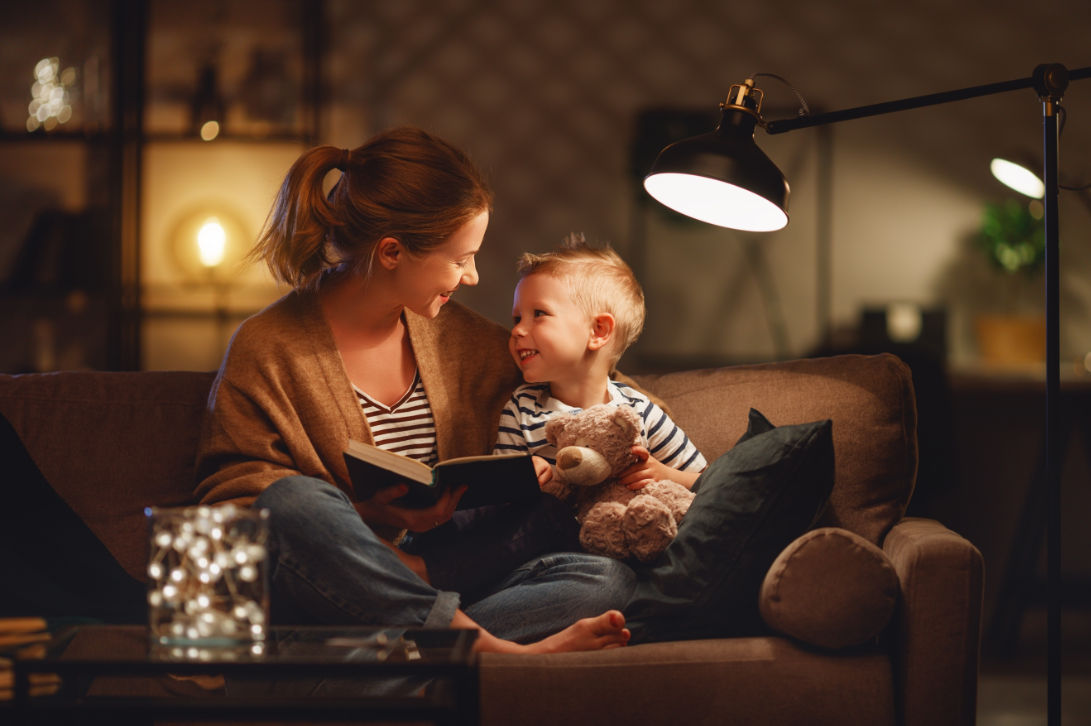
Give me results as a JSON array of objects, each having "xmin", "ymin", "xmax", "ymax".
[
  {"xmin": 990, "ymin": 158, "xmax": 1045, "ymax": 199},
  {"xmin": 196, "ymin": 218, "xmax": 227, "ymax": 268},
  {"xmin": 644, "ymin": 173, "xmax": 788, "ymax": 232},
  {"xmin": 199, "ymin": 120, "xmax": 221, "ymax": 141}
]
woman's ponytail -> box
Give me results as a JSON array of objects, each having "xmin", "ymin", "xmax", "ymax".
[{"xmin": 250, "ymin": 145, "xmax": 346, "ymax": 290}]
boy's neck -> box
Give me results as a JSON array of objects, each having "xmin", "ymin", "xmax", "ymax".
[{"xmin": 548, "ymin": 375, "xmax": 612, "ymax": 410}]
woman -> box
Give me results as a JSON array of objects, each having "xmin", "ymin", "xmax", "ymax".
[{"xmin": 194, "ymin": 127, "xmax": 633, "ymax": 653}]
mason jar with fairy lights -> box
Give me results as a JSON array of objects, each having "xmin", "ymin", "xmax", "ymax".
[{"xmin": 145, "ymin": 504, "xmax": 270, "ymax": 646}]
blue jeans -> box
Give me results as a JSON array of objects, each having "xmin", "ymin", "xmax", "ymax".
[{"xmin": 254, "ymin": 476, "xmax": 635, "ymax": 643}]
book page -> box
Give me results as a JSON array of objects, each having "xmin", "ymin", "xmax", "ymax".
[
  {"xmin": 436, "ymin": 452, "xmax": 527, "ymax": 467},
  {"xmin": 344, "ymin": 440, "xmax": 432, "ymax": 485}
]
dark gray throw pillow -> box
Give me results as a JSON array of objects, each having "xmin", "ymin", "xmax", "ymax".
[{"xmin": 624, "ymin": 408, "xmax": 835, "ymax": 643}]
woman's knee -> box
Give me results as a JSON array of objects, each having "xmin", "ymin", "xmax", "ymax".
[{"xmin": 255, "ymin": 476, "xmax": 348, "ymax": 520}]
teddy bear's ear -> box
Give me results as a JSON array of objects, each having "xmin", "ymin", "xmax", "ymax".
[
  {"xmin": 609, "ymin": 405, "xmax": 642, "ymax": 438},
  {"xmin": 545, "ymin": 414, "xmax": 571, "ymax": 444}
]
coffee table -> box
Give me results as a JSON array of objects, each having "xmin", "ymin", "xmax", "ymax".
[{"xmin": 12, "ymin": 624, "xmax": 479, "ymax": 724}]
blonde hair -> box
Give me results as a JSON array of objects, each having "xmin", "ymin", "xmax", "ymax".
[
  {"xmin": 250, "ymin": 127, "xmax": 492, "ymax": 290},
  {"xmin": 516, "ymin": 233, "xmax": 645, "ymax": 366}
]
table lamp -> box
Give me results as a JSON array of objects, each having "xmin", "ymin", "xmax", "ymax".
[{"xmin": 644, "ymin": 63, "xmax": 1091, "ymax": 726}]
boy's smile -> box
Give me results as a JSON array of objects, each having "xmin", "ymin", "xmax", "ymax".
[{"xmin": 509, "ymin": 272, "xmax": 594, "ymax": 385}]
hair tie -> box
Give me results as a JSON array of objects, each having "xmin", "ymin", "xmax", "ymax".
[{"xmin": 337, "ymin": 148, "xmax": 351, "ymax": 172}]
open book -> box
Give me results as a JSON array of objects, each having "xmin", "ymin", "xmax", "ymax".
[{"xmin": 344, "ymin": 440, "xmax": 540, "ymax": 509}]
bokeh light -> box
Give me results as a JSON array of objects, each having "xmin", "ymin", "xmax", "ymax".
[
  {"xmin": 27, "ymin": 57, "xmax": 76, "ymax": 132},
  {"xmin": 199, "ymin": 120, "xmax": 221, "ymax": 141}
]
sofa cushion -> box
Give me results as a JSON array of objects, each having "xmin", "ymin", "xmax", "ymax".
[
  {"xmin": 760, "ymin": 527, "xmax": 899, "ymax": 649},
  {"xmin": 631, "ymin": 353, "xmax": 918, "ymax": 544},
  {"xmin": 479, "ymin": 636, "xmax": 895, "ymax": 726},
  {"xmin": 623, "ymin": 409, "xmax": 834, "ymax": 643},
  {"xmin": 0, "ymin": 410, "xmax": 145, "ymax": 621},
  {"xmin": 0, "ymin": 371, "xmax": 215, "ymax": 582}
]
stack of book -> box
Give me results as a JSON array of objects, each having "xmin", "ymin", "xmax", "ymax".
[{"xmin": 0, "ymin": 617, "xmax": 58, "ymax": 701}]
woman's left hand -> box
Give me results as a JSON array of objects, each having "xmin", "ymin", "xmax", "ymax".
[{"xmin": 356, "ymin": 483, "xmax": 467, "ymax": 532}]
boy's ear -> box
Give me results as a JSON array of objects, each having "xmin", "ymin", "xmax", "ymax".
[
  {"xmin": 376, "ymin": 237, "xmax": 403, "ymax": 270},
  {"xmin": 587, "ymin": 313, "xmax": 615, "ymax": 351}
]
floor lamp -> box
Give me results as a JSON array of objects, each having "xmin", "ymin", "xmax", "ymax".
[{"xmin": 644, "ymin": 63, "xmax": 1091, "ymax": 725}]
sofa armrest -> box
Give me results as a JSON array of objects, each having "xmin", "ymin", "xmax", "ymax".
[{"xmin": 883, "ymin": 516, "xmax": 984, "ymax": 726}]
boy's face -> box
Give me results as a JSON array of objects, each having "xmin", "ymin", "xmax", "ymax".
[{"xmin": 509, "ymin": 272, "xmax": 595, "ymax": 385}]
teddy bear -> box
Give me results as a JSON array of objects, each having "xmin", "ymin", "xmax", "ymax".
[{"xmin": 542, "ymin": 403, "xmax": 696, "ymax": 563}]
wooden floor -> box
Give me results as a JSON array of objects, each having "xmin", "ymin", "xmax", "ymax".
[{"xmin": 978, "ymin": 611, "xmax": 1091, "ymax": 725}]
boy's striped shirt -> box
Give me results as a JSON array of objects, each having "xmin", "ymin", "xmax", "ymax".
[{"xmin": 494, "ymin": 380, "xmax": 706, "ymax": 472}]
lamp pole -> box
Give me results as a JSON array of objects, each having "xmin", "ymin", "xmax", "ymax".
[
  {"xmin": 763, "ymin": 63, "xmax": 1089, "ymax": 725},
  {"xmin": 1037, "ymin": 65, "xmax": 1065, "ymax": 726}
]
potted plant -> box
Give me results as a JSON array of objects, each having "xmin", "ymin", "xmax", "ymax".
[{"xmin": 971, "ymin": 199, "xmax": 1046, "ymax": 366}]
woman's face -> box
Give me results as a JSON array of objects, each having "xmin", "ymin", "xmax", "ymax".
[{"xmin": 399, "ymin": 210, "xmax": 488, "ymax": 318}]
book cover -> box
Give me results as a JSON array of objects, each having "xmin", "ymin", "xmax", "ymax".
[{"xmin": 343, "ymin": 440, "xmax": 540, "ymax": 509}]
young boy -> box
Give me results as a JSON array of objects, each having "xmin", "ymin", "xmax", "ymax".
[{"xmin": 494, "ymin": 235, "xmax": 706, "ymax": 490}]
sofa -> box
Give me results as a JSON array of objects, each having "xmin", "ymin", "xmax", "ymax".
[{"xmin": 0, "ymin": 352, "xmax": 983, "ymax": 725}]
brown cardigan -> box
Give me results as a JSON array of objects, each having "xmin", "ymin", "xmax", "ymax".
[{"xmin": 194, "ymin": 289, "xmax": 523, "ymax": 507}]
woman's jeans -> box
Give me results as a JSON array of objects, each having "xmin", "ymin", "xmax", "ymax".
[{"xmin": 253, "ymin": 476, "xmax": 636, "ymax": 644}]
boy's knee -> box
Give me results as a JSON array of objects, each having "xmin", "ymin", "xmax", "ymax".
[
  {"xmin": 566, "ymin": 554, "xmax": 636, "ymax": 605},
  {"xmin": 601, "ymin": 557, "xmax": 637, "ymax": 597}
]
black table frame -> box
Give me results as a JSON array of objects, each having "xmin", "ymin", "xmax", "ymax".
[{"xmin": 11, "ymin": 624, "xmax": 480, "ymax": 725}]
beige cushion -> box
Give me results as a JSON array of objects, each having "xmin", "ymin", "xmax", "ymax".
[
  {"xmin": 0, "ymin": 370, "xmax": 214, "ymax": 581},
  {"xmin": 632, "ymin": 353, "xmax": 918, "ymax": 543},
  {"xmin": 759, "ymin": 527, "xmax": 899, "ymax": 649}
]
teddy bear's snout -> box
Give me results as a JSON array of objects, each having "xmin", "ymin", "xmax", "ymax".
[
  {"xmin": 555, "ymin": 445, "xmax": 613, "ymax": 487},
  {"xmin": 557, "ymin": 448, "xmax": 584, "ymax": 469}
]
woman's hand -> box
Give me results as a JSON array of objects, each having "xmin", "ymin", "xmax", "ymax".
[
  {"xmin": 531, "ymin": 455, "xmax": 554, "ymax": 488},
  {"xmin": 355, "ymin": 482, "xmax": 468, "ymax": 532}
]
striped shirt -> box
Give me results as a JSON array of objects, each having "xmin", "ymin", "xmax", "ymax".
[
  {"xmin": 354, "ymin": 370, "xmax": 438, "ymax": 467},
  {"xmin": 493, "ymin": 380, "xmax": 706, "ymax": 472}
]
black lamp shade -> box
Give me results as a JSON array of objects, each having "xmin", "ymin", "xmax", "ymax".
[{"xmin": 643, "ymin": 107, "xmax": 790, "ymax": 232}]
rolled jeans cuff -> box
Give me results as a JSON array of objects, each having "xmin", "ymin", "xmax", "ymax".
[{"xmin": 425, "ymin": 590, "xmax": 460, "ymax": 629}]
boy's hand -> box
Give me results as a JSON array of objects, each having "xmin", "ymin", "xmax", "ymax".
[
  {"xmin": 531, "ymin": 455, "xmax": 554, "ymax": 488},
  {"xmin": 617, "ymin": 446, "xmax": 668, "ymax": 490},
  {"xmin": 617, "ymin": 446, "xmax": 702, "ymax": 491}
]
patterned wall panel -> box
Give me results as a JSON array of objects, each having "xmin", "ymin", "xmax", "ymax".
[{"xmin": 321, "ymin": 0, "xmax": 1091, "ymax": 367}]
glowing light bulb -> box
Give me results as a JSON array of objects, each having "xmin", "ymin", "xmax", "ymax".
[
  {"xmin": 991, "ymin": 158, "xmax": 1045, "ymax": 199},
  {"xmin": 197, "ymin": 218, "xmax": 227, "ymax": 268},
  {"xmin": 200, "ymin": 120, "xmax": 221, "ymax": 141}
]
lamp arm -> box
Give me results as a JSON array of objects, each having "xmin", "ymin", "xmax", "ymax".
[{"xmin": 764, "ymin": 65, "xmax": 1091, "ymax": 135}]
